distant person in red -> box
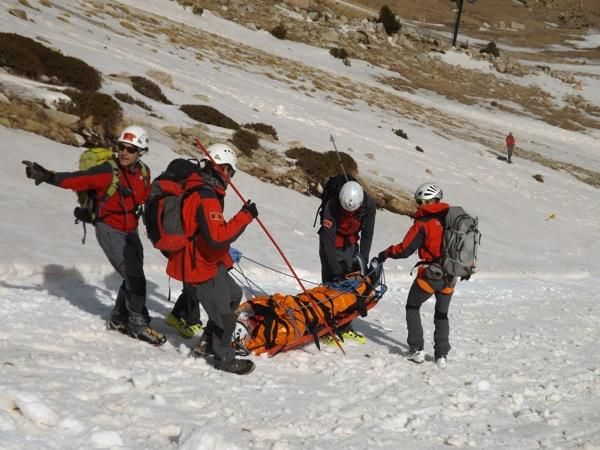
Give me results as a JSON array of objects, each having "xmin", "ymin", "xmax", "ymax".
[{"xmin": 505, "ymin": 132, "xmax": 516, "ymax": 164}]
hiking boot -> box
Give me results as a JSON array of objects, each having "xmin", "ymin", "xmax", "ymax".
[
  {"xmin": 107, "ymin": 318, "xmax": 128, "ymax": 334},
  {"xmin": 127, "ymin": 312, "xmax": 166, "ymax": 346},
  {"xmin": 435, "ymin": 355, "xmax": 447, "ymax": 369},
  {"xmin": 128, "ymin": 325, "xmax": 167, "ymax": 346},
  {"xmin": 341, "ymin": 329, "xmax": 367, "ymax": 344},
  {"xmin": 190, "ymin": 333, "xmax": 214, "ymax": 358},
  {"xmin": 406, "ymin": 348, "xmax": 425, "ymax": 364},
  {"xmin": 320, "ymin": 334, "xmax": 343, "ymax": 347},
  {"xmin": 217, "ymin": 359, "xmax": 255, "ymax": 375},
  {"xmin": 164, "ymin": 313, "xmax": 203, "ymax": 339}
]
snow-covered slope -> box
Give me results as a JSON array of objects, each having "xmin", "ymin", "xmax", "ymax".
[{"xmin": 1, "ymin": 1, "xmax": 599, "ymax": 449}]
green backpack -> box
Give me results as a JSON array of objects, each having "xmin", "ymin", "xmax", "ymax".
[
  {"xmin": 74, "ymin": 147, "xmax": 120, "ymax": 225},
  {"xmin": 73, "ymin": 147, "xmax": 149, "ymax": 243}
]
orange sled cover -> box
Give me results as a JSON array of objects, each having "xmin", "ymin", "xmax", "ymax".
[{"xmin": 235, "ymin": 276, "xmax": 383, "ymax": 356}]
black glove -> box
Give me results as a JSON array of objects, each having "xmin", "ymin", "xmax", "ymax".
[
  {"xmin": 242, "ymin": 200, "xmax": 258, "ymax": 218},
  {"xmin": 377, "ymin": 251, "xmax": 387, "ymax": 264},
  {"xmin": 22, "ymin": 160, "xmax": 54, "ymax": 185},
  {"xmin": 460, "ymin": 274, "xmax": 471, "ymax": 281}
]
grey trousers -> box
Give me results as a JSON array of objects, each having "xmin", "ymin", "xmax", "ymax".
[
  {"xmin": 184, "ymin": 264, "xmax": 242, "ymax": 369},
  {"xmin": 507, "ymin": 144, "xmax": 514, "ymax": 163},
  {"xmin": 405, "ymin": 280, "xmax": 453, "ymax": 358},
  {"xmin": 95, "ymin": 222, "xmax": 147, "ymax": 316}
]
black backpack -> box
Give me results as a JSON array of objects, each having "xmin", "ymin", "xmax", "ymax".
[
  {"xmin": 313, "ymin": 174, "xmax": 358, "ymax": 227},
  {"xmin": 144, "ymin": 159, "xmax": 202, "ymax": 255}
]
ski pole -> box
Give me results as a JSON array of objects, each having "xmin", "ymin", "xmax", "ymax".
[
  {"xmin": 193, "ymin": 136, "xmax": 346, "ymax": 354},
  {"xmin": 329, "ymin": 135, "xmax": 348, "ymax": 181}
]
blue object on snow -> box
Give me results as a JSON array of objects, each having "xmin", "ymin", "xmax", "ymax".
[
  {"xmin": 326, "ymin": 278, "xmax": 361, "ymax": 291},
  {"xmin": 229, "ymin": 247, "xmax": 242, "ymax": 263}
]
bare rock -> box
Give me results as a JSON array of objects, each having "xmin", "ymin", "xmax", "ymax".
[
  {"xmin": 320, "ymin": 29, "xmax": 340, "ymax": 43},
  {"xmin": 511, "ymin": 21, "xmax": 526, "ymax": 31},
  {"xmin": 9, "ymin": 9, "xmax": 28, "ymax": 21}
]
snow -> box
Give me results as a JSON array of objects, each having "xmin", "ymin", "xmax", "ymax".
[{"xmin": 1, "ymin": 1, "xmax": 600, "ymax": 449}]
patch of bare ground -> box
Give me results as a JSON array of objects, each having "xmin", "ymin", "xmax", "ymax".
[
  {"xmin": 64, "ymin": 1, "xmax": 599, "ymax": 193},
  {"xmin": 0, "ymin": 97, "xmax": 79, "ymax": 146}
]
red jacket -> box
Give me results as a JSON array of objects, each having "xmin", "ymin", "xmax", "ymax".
[
  {"xmin": 166, "ymin": 173, "xmax": 254, "ymax": 284},
  {"xmin": 506, "ymin": 134, "xmax": 515, "ymax": 146},
  {"xmin": 383, "ymin": 202, "xmax": 449, "ymax": 263},
  {"xmin": 52, "ymin": 161, "xmax": 150, "ymax": 232}
]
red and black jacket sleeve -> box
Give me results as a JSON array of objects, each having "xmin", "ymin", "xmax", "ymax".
[
  {"xmin": 383, "ymin": 221, "xmax": 425, "ymax": 260},
  {"xmin": 195, "ymin": 190, "xmax": 254, "ymax": 249},
  {"xmin": 49, "ymin": 162, "xmax": 113, "ymax": 192}
]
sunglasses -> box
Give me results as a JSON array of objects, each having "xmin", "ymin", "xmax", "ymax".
[{"xmin": 117, "ymin": 143, "xmax": 140, "ymax": 154}]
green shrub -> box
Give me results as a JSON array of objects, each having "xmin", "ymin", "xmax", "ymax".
[
  {"xmin": 130, "ymin": 76, "xmax": 172, "ymax": 104},
  {"xmin": 329, "ymin": 47, "xmax": 349, "ymax": 60},
  {"xmin": 0, "ymin": 32, "xmax": 101, "ymax": 90},
  {"xmin": 114, "ymin": 92, "xmax": 152, "ymax": 111},
  {"xmin": 480, "ymin": 41, "xmax": 500, "ymax": 57},
  {"xmin": 180, "ymin": 104, "xmax": 240, "ymax": 130},
  {"xmin": 242, "ymin": 122, "xmax": 278, "ymax": 140},
  {"xmin": 232, "ymin": 128, "xmax": 259, "ymax": 156},
  {"xmin": 377, "ymin": 6, "xmax": 401, "ymax": 35},
  {"xmin": 285, "ymin": 147, "xmax": 358, "ymax": 196},
  {"xmin": 59, "ymin": 89, "xmax": 123, "ymax": 138},
  {"xmin": 271, "ymin": 24, "xmax": 287, "ymax": 40}
]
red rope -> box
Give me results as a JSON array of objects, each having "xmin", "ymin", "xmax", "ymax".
[{"xmin": 193, "ymin": 137, "xmax": 345, "ymax": 355}]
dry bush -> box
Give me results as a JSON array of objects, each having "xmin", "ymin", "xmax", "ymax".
[
  {"xmin": 59, "ymin": 89, "xmax": 123, "ymax": 139},
  {"xmin": 480, "ymin": 41, "xmax": 500, "ymax": 57},
  {"xmin": 242, "ymin": 122, "xmax": 278, "ymax": 140},
  {"xmin": 192, "ymin": 6, "xmax": 203, "ymax": 15},
  {"xmin": 0, "ymin": 33, "xmax": 101, "ymax": 91},
  {"xmin": 330, "ymin": 47, "xmax": 349, "ymax": 60},
  {"xmin": 285, "ymin": 146, "xmax": 358, "ymax": 196},
  {"xmin": 114, "ymin": 92, "xmax": 152, "ymax": 111},
  {"xmin": 180, "ymin": 104, "xmax": 240, "ymax": 130},
  {"xmin": 377, "ymin": 6, "xmax": 401, "ymax": 35},
  {"xmin": 271, "ymin": 24, "xmax": 287, "ymax": 40},
  {"xmin": 40, "ymin": 0, "xmax": 52, "ymax": 6},
  {"xmin": 533, "ymin": 174, "xmax": 544, "ymax": 183},
  {"xmin": 0, "ymin": 98, "xmax": 78, "ymax": 145},
  {"xmin": 130, "ymin": 76, "xmax": 172, "ymax": 104},
  {"xmin": 232, "ymin": 128, "xmax": 259, "ymax": 156}
]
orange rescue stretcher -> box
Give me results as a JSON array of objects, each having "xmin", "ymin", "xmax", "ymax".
[{"xmin": 233, "ymin": 262, "xmax": 386, "ymax": 356}]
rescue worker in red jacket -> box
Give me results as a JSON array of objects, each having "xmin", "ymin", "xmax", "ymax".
[
  {"xmin": 319, "ymin": 180, "xmax": 376, "ymax": 344},
  {"xmin": 22, "ymin": 126, "xmax": 165, "ymax": 345},
  {"xmin": 505, "ymin": 132, "xmax": 515, "ymax": 164},
  {"xmin": 377, "ymin": 182, "xmax": 455, "ymax": 368},
  {"xmin": 166, "ymin": 143, "xmax": 258, "ymax": 375}
]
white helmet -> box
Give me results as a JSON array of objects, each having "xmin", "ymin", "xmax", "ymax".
[
  {"xmin": 339, "ymin": 181, "xmax": 364, "ymax": 212},
  {"xmin": 414, "ymin": 182, "xmax": 443, "ymax": 201},
  {"xmin": 118, "ymin": 125, "xmax": 149, "ymax": 150},
  {"xmin": 205, "ymin": 143, "xmax": 238, "ymax": 172}
]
